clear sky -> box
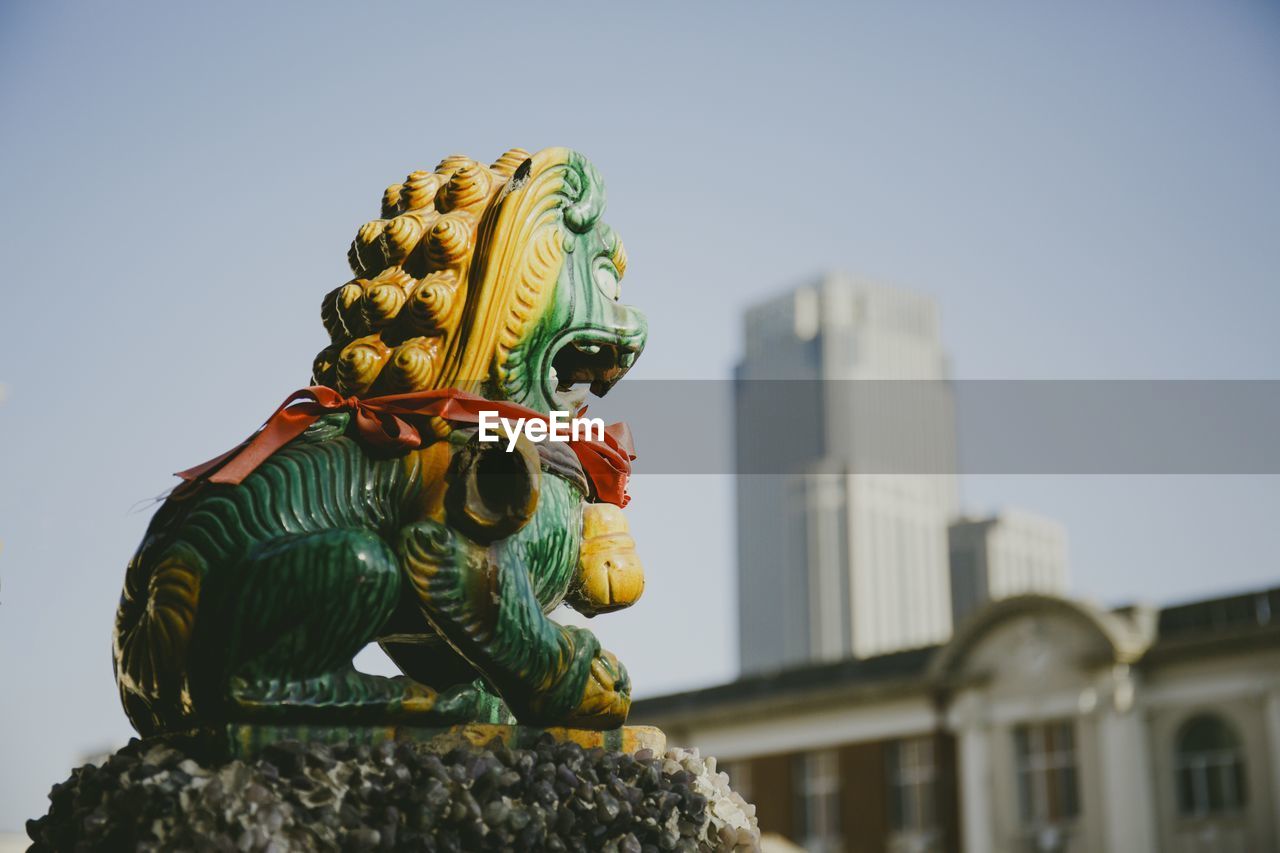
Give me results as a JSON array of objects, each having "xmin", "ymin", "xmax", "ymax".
[{"xmin": 1, "ymin": 0, "xmax": 1278, "ymax": 831}]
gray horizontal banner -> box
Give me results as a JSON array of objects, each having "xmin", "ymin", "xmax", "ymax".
[{"xmin": 576, "ymin": 380, "xmax": 1280, "ymax": 475}]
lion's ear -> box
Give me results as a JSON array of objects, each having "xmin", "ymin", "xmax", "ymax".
[{"xmin": 562, "ymin": 153, "xmax": 606, "ymax": 234}]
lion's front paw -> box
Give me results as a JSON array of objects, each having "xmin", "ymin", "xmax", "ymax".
[
  {"xmin": 563, "ymin": 648, "xmax": 631, "ymax": 729},
  {"xmin": 569, "ymin": 504, "xmax": 645, "ymax": 616}
]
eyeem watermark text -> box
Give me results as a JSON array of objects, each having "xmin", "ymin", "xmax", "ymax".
[{"xmin": 478, "ymin": 411, "xmax": 605, "ymax": 451}]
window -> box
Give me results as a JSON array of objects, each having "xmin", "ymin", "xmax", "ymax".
[
  {"xmin": 794, "ymin": 750, "xmax": 842, "ymax": 853},
  {"xmin": 1175, "ymin": 714, "xmax": 1247, "ymax": 816},
  {"xmin": 888, "ymin": 736, "xmax": 938, "ymax": 834},
  {"xmin": 1014, "ymin": 721, "xmax": 1080, "ymax": 827}
]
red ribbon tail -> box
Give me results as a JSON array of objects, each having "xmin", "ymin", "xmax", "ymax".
[
  {"xmin": 175, "ymin": 388, "xmax": 342, "ymax": 486},
  {"xmin": 572, "ymin": 422, "xmax": 636, "ymax": 507},
  {"xmin": 207, "ymin": 410, "xmax": 321, "ymax": 484},
  {"xmin": 604, "ymin": 422, "xmax": 636, "ymax": 460},
  {"xmin": 176, "ymin": 442, "xmax": 247, "ymax": 482}
]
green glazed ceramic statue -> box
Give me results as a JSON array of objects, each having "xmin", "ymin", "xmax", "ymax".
[{"xmin": 113, "ymin": 148, "xmax": 649, "ymax": 736}]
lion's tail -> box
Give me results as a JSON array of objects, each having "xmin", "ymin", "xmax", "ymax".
[{"xmin": 113, "ymin": 550, "xmax": 202, "ymax": 735}]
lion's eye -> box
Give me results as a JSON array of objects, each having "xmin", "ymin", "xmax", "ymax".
[{"xmin": 593, "ymin": 260, "xmax": 621, "ymax": 300}]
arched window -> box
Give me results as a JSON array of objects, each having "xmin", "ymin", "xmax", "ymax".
[{"xmin": 1175, "ymin": 714, "xmax": 1247, "ymax": 816}]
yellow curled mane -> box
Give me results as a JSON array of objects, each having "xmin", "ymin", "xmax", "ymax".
[{"xmin": 313, "ymin": 147, "xmax": 579, "ymax": 400}]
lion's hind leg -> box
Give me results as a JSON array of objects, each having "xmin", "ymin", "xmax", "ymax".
[{"xmin": 190, "ymin": 528, "xmax": 473, "ymax": 722}]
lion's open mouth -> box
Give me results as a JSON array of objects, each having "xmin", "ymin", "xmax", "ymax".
[{"xmin": 546, "ymin": 332, "xmax": 642, "ymax": 411}]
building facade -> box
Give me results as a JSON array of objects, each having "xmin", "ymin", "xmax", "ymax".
[
  {"xmin": 635, "ymin": 586, "xmax": 1280, "ymax": 853},
  {"xmin": 736, "ymin": 276, "xmax": 959, "ymax": 671}
]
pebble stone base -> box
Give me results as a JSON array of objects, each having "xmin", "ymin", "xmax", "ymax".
[{"xmin": 26, "ymin": 730, "xmax": 760, "ymax": 852}]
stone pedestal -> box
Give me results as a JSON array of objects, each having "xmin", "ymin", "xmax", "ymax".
[{"xmin": 27, "ymin": 727, "xmax": 759, "ymax": 852}]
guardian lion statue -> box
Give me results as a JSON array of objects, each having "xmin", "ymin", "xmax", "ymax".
[{"xmin": 113, "ymin": 148, "xmax": 648, "ymax": 735}]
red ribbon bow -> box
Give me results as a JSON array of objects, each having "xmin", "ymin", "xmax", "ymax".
[{"xmin": 177, "ymin": 386, "xmax": 636, "ymax": 507}]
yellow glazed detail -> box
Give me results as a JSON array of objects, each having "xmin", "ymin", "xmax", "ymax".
[
  {"xmin": 314, "ymin": 147, "xmax": 610, "ymax": 400},
  {"xmin": 572, "ymin": 503, "xmax": 645, "ymax": 616}
]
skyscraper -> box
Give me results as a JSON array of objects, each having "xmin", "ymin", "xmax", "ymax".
[
  {"xmin": 736, "ymin": 274, "xmax": 958, "ymax": 672},
  {"xmin": 949, "ymin": 510, "xmax": 1070, "ymax": 627}
]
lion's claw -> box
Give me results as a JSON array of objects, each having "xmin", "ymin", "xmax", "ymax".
[{"xmin": 562, "ymin": 648, "xmax": 631, "ymax": 728}]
